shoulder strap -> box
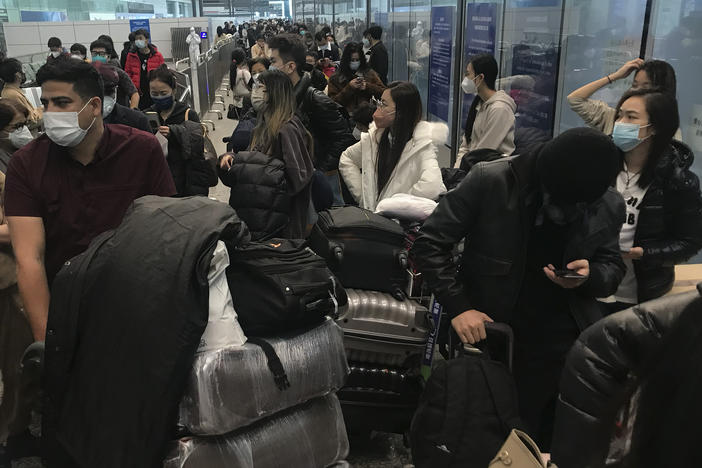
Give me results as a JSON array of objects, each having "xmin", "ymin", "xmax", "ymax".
[
  {"xmin": 184, "ymin": 108, "xmax": 190, "ymax": 121},
  {"xmin": 247, "ymin": 337, "xmax": 291, "ymax": 391}
]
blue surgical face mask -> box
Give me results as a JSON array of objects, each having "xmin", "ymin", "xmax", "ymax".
[
  {"xmin": 612, "ymin": 122, "xmax": 652, "ymax": 152},
  {"xmin": 349, "ymin": 60, "xmax": 360, "ymax": 71},
  {"xmin": 151, "ymin": 94, "xmax": 174, "ymax": 111},
  {"xmin": 135, "ymin": 39, "xmax": 147, "ymax": 49},
  {"xmin": 92, "ymin": 55, "xmax": 108, "ymax": 64}
]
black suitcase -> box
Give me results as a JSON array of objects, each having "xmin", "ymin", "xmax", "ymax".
[
  {"xmin": 308, "ymin": 206, "xmax": 409, "ymax": 299},
  {"xmin": 338, "ymin": 363, "xmax": 424, "ymax": 436}
]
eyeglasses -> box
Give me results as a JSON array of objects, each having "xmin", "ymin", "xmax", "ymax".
[
  {"xmin": 371, "ymin": 96, "xmax": 395, "ymax": 114},
  {"xmin": 92, "ymin": 52, "xmax": 108, "ymax": 57}
]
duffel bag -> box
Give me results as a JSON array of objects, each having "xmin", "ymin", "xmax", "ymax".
[
  {"xmin": 226, "ymin": 239, "xmax": 347, "ymax": 336},
  {"xmin": 308, "ymin": 206, "xmax": 408, "ymax": 299}
]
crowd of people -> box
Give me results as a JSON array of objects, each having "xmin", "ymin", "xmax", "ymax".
[{"xmin": 0, "ymin": 17, "xmax": 700, "ymax": 467}]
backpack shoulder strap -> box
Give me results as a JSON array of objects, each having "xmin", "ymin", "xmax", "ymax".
[{"xmin": 247, "ymin": 337, "xmax": 290, "ymax": 391}]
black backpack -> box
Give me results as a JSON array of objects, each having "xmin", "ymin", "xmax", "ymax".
[
  {"xmin": 410, "ymin": 326, "xmax": 523, "ymax": 468},
  {"xmin": 226, "ymin": 239, "xmax": 347, "ymax": 337}
]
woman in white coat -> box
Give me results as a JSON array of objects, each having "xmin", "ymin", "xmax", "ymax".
[{"xmin": 339, "ymin": 81, "xmax": 447, "ymax": 211}]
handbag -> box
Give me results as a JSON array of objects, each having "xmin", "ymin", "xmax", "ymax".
[{"xmin": 489, "ymin": 429, "xmax": 551, "ymax": 468}]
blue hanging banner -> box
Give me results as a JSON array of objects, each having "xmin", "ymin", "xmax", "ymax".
[
  {"xmin": 461, "ymin": 3, "xmax": 498, "ymax": 131},
  {"xmin": 428, "ymin": 5, "xmax": 455, "ymax": 122},
  {"xmin": 129, "ymin": 19, "xmax": 151, "ymax": 34}
]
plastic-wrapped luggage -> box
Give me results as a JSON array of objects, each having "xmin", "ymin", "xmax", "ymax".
[
  {"xmin": 337, "ymin": 289, "xmax": 430, "ymax": 367},
  {"xmin": 179, "ymin": 319, "xmax": 349, "ymax": 435},
  {"xmin": 165, "ymin": 394, "xmax": 349, "ymax": 468}
]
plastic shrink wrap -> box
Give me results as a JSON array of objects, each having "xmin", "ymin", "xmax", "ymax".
[
  {"xmin": 165, "ymin": 394, "xmax": 349, "ymax": 468},
  {"xmin": 179, "ymin": 318, "xmax": 349, "ymax": 435}
]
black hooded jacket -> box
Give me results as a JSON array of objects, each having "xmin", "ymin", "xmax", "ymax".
[
  {"xmin": 293, "ymin": 72, "xmax": 356, "ymax": 172},
  {"xmin": 629, "ymin": 140, "xmax": 702, "ymax": 302}
]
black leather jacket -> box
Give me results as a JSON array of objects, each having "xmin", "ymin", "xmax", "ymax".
[
  {"xmin": 551, "ymin": 285, "xmax": 702, "ymax": 468},
  {"xmin": 293, "ymin": 72, "xmax": 355, "ymax": 172},
  {"xmin": 410, "ymin": 150, "xmax": 626, "ymax": 331},
  {"xmin": 632, "ymin": 140, "xmax": 702, "ymax": 302}
]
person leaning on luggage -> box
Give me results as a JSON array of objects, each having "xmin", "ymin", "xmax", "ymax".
[
  {"xmin": 3, "ymin": 59, "xmax": 175, "ymax": 342},
  {"xmin": 410, "ymin": 128, "xmax": 627, "ymax": 450}
]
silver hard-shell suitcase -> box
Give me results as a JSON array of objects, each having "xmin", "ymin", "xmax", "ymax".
[{"xmin": 336, "ymin": 289, "xmax": 430, "ymax": 367}]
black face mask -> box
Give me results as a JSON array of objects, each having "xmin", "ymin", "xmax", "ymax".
[{"xmin": 302, "ymin": 63, "xmax": 314, "ymax": 72}]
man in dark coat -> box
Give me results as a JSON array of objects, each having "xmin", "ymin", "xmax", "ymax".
[
  {"xmin": 93, "ymin": 63, "xmax": 150, "ymax": 132},
  {"xmin": 268, "ymin": 33, "xmax": 355, "ymax": 206},
  {"xmin": 411, "ymin": 128, "xmax": 627, "ymax": 449}
]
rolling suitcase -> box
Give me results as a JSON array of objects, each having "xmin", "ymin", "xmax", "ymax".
[
  {"xmin": 335, "ymin": 289, "xmax": 431, "ymax": 436},
  {"xmin": 308, "ymin": 206, "xmax": 409, "ymax": 299},
  {"xmin": 337, "ymin": 289, "xmax": 430, "ymax": 367}
]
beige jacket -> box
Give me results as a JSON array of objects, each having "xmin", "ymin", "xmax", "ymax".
[
  {"xmin": 456, "ymin": 90, "xmax": 516, "ymax": 168},
  {"xmin": 568, "ymin": 95, "xmax": 683, "ymax": 139}
]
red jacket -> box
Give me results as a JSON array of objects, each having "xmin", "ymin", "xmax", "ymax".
[{"xmin": 124, "ymin": 45, "xmax": 165, "ymax": 93}]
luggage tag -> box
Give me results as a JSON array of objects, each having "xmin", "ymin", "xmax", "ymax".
[{"xmin": 420, "ymin": 295, "xmax": 443, "ymax": 381}]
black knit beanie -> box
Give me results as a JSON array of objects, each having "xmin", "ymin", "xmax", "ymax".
[{"xmin": 536, "ymin": 127, "xmax": 620, "ymax": 203}]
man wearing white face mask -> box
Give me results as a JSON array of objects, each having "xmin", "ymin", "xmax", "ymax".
[
  {"xmin": 4, "ymin": 60, "xmax": 175, "ymax": 342},
  {"xmin": 46, "ymin": 37, "xmax": 69, "ymax": 64},
  {"xmin": 93, "ymin": 62, "xmax": 150, "ymax": 132}
]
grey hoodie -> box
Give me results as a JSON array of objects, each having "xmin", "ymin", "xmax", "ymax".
[{"xmin": 456, "ymin": 90, "xmax": 516, "ymax": 167}]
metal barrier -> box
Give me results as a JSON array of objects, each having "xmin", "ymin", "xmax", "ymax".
[{"xmin": 192, "ymin": 37, "xmax": 236, "ymax": 124}]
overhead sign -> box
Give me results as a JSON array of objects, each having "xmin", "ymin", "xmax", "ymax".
[
  {"xmin": 129, "ymin": 19, "xmax": 150, "ymax": 34},
  {"xmin": 200, "ymin": 31, "xmax": 208, "ymax": 39}
]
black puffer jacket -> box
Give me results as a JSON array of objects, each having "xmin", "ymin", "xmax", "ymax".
[
  {"xmin": 551, "ymin": 284, "xmax": 702, "ymax": 468},
  {"xmin": 632, "ymin": 140, "xmax": 702, "ymax": 301},
  {"xmin": 221, "ymin": 150, "xmax": 289, "ymax": 240},
  {"xmin": 219, "ymin": 115, "xmax": 314, "ymax": 240},
  {"xmin": 294, "ymin": 72, "xmax": 356, "ymax": 172}
]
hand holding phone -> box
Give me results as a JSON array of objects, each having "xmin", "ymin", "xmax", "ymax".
[
  {"xmin": 553, "ymin": 269, "xmax": 586, "ymax": 279},
  {"xmin": 544, "ymin": 260, "xmax": 590, "ymax": 289}
]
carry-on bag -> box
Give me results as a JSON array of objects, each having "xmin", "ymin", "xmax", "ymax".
[
  {"xmin": 226, "ymin": 239, "xmax": 347, "ymax": 336},
  {"xmin": 308, "ymin": 206, "xmax": 409, "ymax": 299},
  {"xmin": 337, "ymin": 289, "xmax": 430, "ymax": 367},
  {"xmin": 410, "ymin": 323, "xmax": 523, "ymax": 468}
]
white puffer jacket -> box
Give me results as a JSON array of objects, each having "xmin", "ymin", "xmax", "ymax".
[{"xmin": 339, "ymin": 121, "xmax": 447, "ymax": 211}]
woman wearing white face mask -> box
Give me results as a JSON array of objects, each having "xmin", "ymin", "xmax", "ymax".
[
  {"xmin": 0, "ymin": 100, "xmax": 32, "ymax": 173},
  {"xmin": 328, "ymin": 42, "xmax": 385, "ymax": 114},
  {"xmin": 599, "ymin": 88, "xmax": 702, "ymax": 314},
  {"xmin": 339, "ymin": 81, "xmax": 446, "ymax": 211},
  {"xmin": 455, "ymin": 53, "xmax": 515, "ymax": 168},
  {"xmin": 219, "ymin": 70, "xmax": 314, "ymax": 240},
  {"xmin": 229, "ymin": 48, "xmax": 252, "ymax": 116}
]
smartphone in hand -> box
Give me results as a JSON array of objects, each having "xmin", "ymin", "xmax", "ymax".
[{"xmin": 554, "ymin": 269, "xmax": 585, "ymax": 279}]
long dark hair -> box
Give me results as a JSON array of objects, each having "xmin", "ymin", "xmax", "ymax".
[
  {"xmin": 464, "ymin": 54, "xmax": 498, "ymax": 143},
  {"xmin": 376, "ymin": 81, "xmax": 423, "ymax": 195},
  {"xmin": 614, "ymin": 87, "xmax": 679, "ymax": 188},
  {"xmin": 637, "ymin": 60, "xmax": 677, "ymax": 96},
  {"xmin": 339, "ymin": 42, "xmax": 367, "ymax": 78},
  {"xmin": 250, "ymin": 69, "xmax": 312, "ymax": 154},
  {"xmin": 613, "ymin": 298, "xmax": 702, "ymax": 468}
]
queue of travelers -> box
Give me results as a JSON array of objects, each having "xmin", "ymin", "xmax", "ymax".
[{"xmin": 0, "ymin": 18, "xmax": 701, "ymax": 467}]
